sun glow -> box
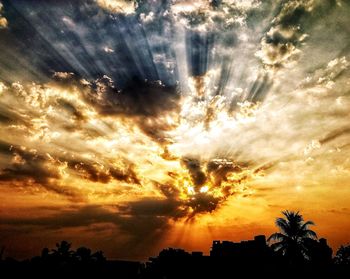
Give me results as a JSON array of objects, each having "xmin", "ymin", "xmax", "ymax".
[{"xmin": 199, "ymin": 186, "xmax": 209, "ymax": 193}]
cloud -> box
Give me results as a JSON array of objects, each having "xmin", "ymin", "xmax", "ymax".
[
  {"xmin": 0, "ymin": 203, "xmax": 173, "ymax": 259},
  {"xmin": 255, "ymin": 0, "xmax": 313, "ymax": 69},
  {"xmin": 0, "ymin": 205, "xmax": 114, "ymax": 228},
  {"xmin": 319, "ymin": 127, "xmax": 350, "ymax": 145},
  {"xmin": 55, "ymin": 73, "xmax": 181, "ymax": 143},
  {"xmin": 84, "ymin": 76, "xmax": 180, "ymax": 118},
  {"xmin": 67, "ymin": 159, "xmax": 140, "ymax": 185},
  {"xmin": 255, "ymin": 0, "xmax": 346, "ymax": 71},
  {"xmin": 0, "ymin": 142, "xmax": 80, "ymax": 198},
  {"xmin": 149, "ymin": 157, "xmax": 262, "ymax": 217},
  {"xmin": 206, "ymin": 159, "xmax": 243, "ymax": 187},
  {"xmin": 255, "ymin": 27, "xmax": 302, "ymax": 68},
  {"xmin": 171, "ymin": 0, "xmax": 259, "ymax": 30},
  {"xmin": 96, "ymin": 0, "xmax": 136, "ymax": 14},
  {"xmin": 0, "ymin": 2, "xmax": 7, "ymax": 28},
  {"xmin": 118, "ymin": 198, "xmax": 182, "ymax": 217},
  {"xmin": 181, "ymin": 157, "xmax": 207, "ymax": 188},
  {"xmin": 56, "ymin": 98, "xmax": 86, "ymax": 121}
]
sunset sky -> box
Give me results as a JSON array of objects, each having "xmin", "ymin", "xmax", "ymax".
[{"xmin": 0, "ymin": 0, "xmax": 350, "ymax": 260}]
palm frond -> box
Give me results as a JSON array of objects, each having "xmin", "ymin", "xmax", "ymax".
[
  {"xmin": 302, "ymin": 229, "xmax": 317, "ymax": 239},
  {"xmin": 268, "ymin": 232, "xmax": 287, "ymax": 242},
  {"xmin": 270, "ymin": 242, "xmax": 285, "ymax": 252},
  {"xmin": 300, "ymin": 220, "xmax": 315, "ymax": 230},
  {"xmin": 275, "ymin": 218, "xmax": 290, "ymax": 235},
  {"xmin": 282, "ymin": 210, "xmax": 303, "ymax": 223}
]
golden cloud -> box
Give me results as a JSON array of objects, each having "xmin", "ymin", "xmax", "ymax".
[
  {"xmin": 0, "ymin": 2, "xmax": 8, "ymax": 28},
  {"xmin": 96, "ymin": 0, "xmax": 136, "ymax": 14}
]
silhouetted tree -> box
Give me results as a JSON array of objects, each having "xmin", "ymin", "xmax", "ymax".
[
  {"xmin": 91, "ymin": 251, "xmax": 106, "ymax": 262},
  {"xmin": 51, "ymin": 241, "xmax": 75, "ymax": 262},
  {"xmin": 0, "ymin": 246, "xmax": 4, "ymax": 261},
  {"xmin": 76, "ymin": 247, "xmax": 92, "ymax": 262},
  {"xmin": 38, "ymin": 247, "xmax": 50, "ymax": 263},
  {"xmin": 268, "ymin": 210, "xmax": 317, "ymax": 264},
  {"xmin": 334, "ymin": 244, "xmax": 350, "ymax": 265},
  {"xmin": 39, "ymin": 242, "xmax": 106, "ymax": 264}
]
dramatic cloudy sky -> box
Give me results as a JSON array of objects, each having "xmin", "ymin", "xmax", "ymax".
[{"xmin": 0, "ymin": 0, "xmax": 350, "ymax": 260}]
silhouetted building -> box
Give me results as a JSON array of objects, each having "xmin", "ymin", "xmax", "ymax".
[
  {"xmin": 144, "ymin": 247, "xmax": 210, "ymax": 279},
  {"xmin": 305, "ymin": 238, "xmax": 333, "ymax": 266},
  {"xmin": 210, "ymin": 235, "xmax": 271, "ymax": 262},
  {"xmin": 191, "ymin": 251, "xmax": 203, "ymax": 257},
  {"xmin": 143, "ymin": 235, "xmax": 279, "ymax": 279}
]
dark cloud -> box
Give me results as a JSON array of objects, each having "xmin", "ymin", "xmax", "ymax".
[
  {"xmin": 0, "ymin": 142, "xmax": 79, "ymax": 198},
  {"xmin": 0, "ymin": 203, "xmax": 173, "ymax": 259},
  {"xmin": 56, "ymin": 98, "xmax": 85, "ymax": 121},
  {"xmin": 319, "ymin": 127, "xmax": 350, "ymax": 145},
  {"xmin": 85, "ymin": 76, "xmax": 180, "ymax": 118},
  {"xmin": 156, "ymin": 181, "xmax": 181, "ymax": 200},
  {"xmin": 276, "ymin": 2, "xmax": 311, "ymax": 28},
  {"xmin": 0, "ymin": 0, "xmax": 177, "ymax": 85},
  {"xmin": 186, "ymin": 31, "xmax": 215, "ymax": 77},
  {"xmin": 118, "ymin": 198, "xmax": 184, "ymax": 218},
  {"xmin": 67, "ymin": 159, "xmax": 140, "ymax": 185},
  {"xmin": 109, "ymin": 166, "xmax": 140, "ymax": 185},
  {"xmin": 207, "ymin": 159, "xmax": 242, "ymax": 187},
  {"xmin": 0, "ymin": 205, "xmax": 113, "ymax": 228},
  {"xmin": 181, "ymin": 157, "xmax": 207, "ymax": 188},
  {"xmin": 0, "ymin": 101, "xmax": 30, "ymax": 127},
  {"xmin": 153, "ymin": 181, "xmax": 219, "ymax": 217},
  {"xmin": 0, "ymin": 0, "xmax": 268, "ymax": 103},
  {"xmin": 154, "ymin": 158, "xmax": 257, "ymax": 217},
  {"xmin": 0, "ymin": 139, "xmax": 12, "ymax": 155},
  {"xmin": 255, "ymin": 1, "xmax": 310, "ymax": 68},
  {"xmin": 67, "ymin": 160, "xmax": 111, "ymax": 184},
  {"xmin": 187, "ymin": 193, "xmax": 220, "ymax": 215},
  {"xmin": 0, "ymin": 111, "xmax": 12, "ymax": 124},
  {"xmin": 52, "ymin": 73, "xmax": 181, "ymax": 143},
  {"xmin": 0, "ymin": 142, "xmax": 97, "ymax": 199},
  {"xmin": 184, "ymin": 158, "xmax": 251, "ymax": 215},
  {"xmin": 256, "ymin": 0, "xmax": 346, "ymax": 70}
]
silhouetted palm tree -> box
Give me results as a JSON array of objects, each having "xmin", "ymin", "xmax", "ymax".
[
  {"xmin": 51, "ymin": 241, "xmax": 75, "ymax": 262},
  {"xmin": 268, "ymin": 210, "xmax": 317, "ymax": 264}
]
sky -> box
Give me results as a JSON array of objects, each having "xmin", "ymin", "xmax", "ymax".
[{"xmin": 0, "ymin": 0, "xmax": 350, "ymax": 260}]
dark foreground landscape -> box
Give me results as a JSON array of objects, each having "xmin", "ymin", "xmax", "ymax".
[{"xmin": 1, "ymin": 211, "xmax": 350, "ymax": 278}]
